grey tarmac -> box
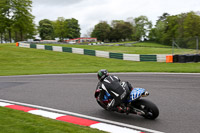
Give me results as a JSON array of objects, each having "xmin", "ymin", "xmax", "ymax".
[{"xmin": 0, "ymin": 73, "xmax": 199, "ymax": 133}]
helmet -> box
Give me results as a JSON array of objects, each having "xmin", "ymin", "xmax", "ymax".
[{"xmin": 97, "ymin": 69, "xmax": 109, "ymax": 81}]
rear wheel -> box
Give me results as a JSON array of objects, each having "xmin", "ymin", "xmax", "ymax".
[{"xmin": 132, "ymin": 99, "xmax": 159, "ymax": 120}]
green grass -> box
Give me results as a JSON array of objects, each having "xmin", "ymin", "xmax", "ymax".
[
  {"xmin": 131, "ymin": 42, "xmax": 171, "ymax": 47},
  {"xmin": 42, "ymin": 42, "xmax": 196, "ymax": 55},
  {"xmin": 0, "ymin": 107, "xmax": 105, "ymax": 133},
  {"xmin": 0, "ymin": 43, "xmax": 199, "ymax": 132},
  {"xmin": 0, "ymin": 43, "xmax": 200, "ymax": 76}
]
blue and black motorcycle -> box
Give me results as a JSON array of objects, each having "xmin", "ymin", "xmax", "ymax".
[{"xmin": 95, "ymin": 82, "xmax": 159, "ymax": 120}]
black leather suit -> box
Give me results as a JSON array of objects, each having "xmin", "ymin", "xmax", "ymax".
[{"xmin": 96, "ymin": 75, "xmax": 132, "ymax": 111}]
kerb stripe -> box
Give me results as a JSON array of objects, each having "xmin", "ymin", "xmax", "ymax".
[
  {"xmin": 5, "ymin": 105, "xmax": 38, "ymax": 112},
  {"xmin": 0, "ymin": 100, "xmax": 147, "ymax": 133},
  {"xmin": 56, "ymin": 115, "xmax": 99, "ymax": 126}
]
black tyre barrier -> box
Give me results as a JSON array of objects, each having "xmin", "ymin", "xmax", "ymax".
[
  {"xmin": 173, "ymin": 55, "xmax": 179, "ymax": 63},
  {"xmin": 194, "ymin": 54, "xmax": 200, "ymax": 62},
  {"xmin": 173, "ymin": 54, "xmax": 200, "ymax": 63},
  {"xmin": 185, "ymin": 54, "xmax": 194, "ymax": 62},
  {"xmin": 178, "ymin": 55, "xmax": 186, "ymax": 63}
]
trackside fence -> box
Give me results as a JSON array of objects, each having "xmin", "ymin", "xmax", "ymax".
[{"xmin": 17, "ymin": 42, "xmax": 200, "ymax": 63}]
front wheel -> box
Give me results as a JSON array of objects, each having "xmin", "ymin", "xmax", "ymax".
[{"xmin": 131, "ymin": 99, "xmax": 159, "ymax": 120}]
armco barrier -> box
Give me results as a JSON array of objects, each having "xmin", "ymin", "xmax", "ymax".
[
  {"xmin": 84, "ymin": 49, "xmax": 96, "ymax": 56},
  {"xmin": 109, "ymin": 52, "xmax": 123, "ymax": 60},
  {"xmin": 45, "ymin": 45, "xmax": 53, "ymax": 51},
  {"xmin": 30, "ymin": 44, "xmax": 36, "ymax": 48},
  {"xmin": 62, "ymin": 47, "xmax": 72, "ymax": 53},
  {"xmin": 140, "ymin": 55, "xmax": 157, "ymax": 62},
  {"xmin": 17, "ymin": 42, "xmax": 172, "ymax": 62},
  {"xmin": 123, "ymin": 54, "xmax": 140, "ymax": 61}
]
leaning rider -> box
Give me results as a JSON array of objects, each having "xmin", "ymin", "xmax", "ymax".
[{"xmin": 96, "ymin": 69, "xmax": 133, "ymax": 113}]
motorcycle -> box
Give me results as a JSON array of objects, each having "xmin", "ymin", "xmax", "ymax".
[{"xmin": 94, "ymin": 82, "xmax": 159, "ymax": 120}]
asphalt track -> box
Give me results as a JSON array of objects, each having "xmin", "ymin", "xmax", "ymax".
[{"xmin": 0, "ymin": 73, "xmax": 200, "ymax": 133}]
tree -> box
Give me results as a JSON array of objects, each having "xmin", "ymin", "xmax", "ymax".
[
  {"xmin": 0, "ymin": 0, "xmax": 14, "ymax": 42},
  {"xmin": 183, "ymin": 12, "xmax": 200, "ymax": 38},
  {"xmin": 91, "ymin": 21, "xmax": 111, "ymax": 41},
  {"xmin": 38, "ymin": 19, "xmax": 54, "ymax": 40},
  {"xmin": 111, "ymin": 20, "xmax": 134, "ymax": 41},
  {"xmin": 0, "ymin": 0, "xmax": 36, "ymax": 42},
  {"xmin": 0, "ymin": 10, "xmax": 7, "ymax": 43},
  {"xmin": 65, "ymin": 18, "xmax": 80, "ymax": 39},
  {"xmin": 149, "ymin": 13, "xmax": 170, "ymax": 44},
  {"xmin": 133, "ymin": 16, "xmax": 152, "ymax": 41},
  {"xmin": 12, "ymin": 0, "xmax": 36, "ymax": 41},
  {"xmin": 53, "ymin": 17, "xmax": 67, "ymax": 41}
]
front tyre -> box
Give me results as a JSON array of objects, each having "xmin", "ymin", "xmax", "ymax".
[
  {"xmin": 132, "ymin": 99, "xmax": 159, "ymax": 120},
  {"xmin": 96, "ymin": 100, "xmax": 108, "ymax": 110}
]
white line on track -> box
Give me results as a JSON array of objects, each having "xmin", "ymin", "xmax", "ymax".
[{"xmin": 0, "ymin": 99, "xmax": 164, "ymax": 133}]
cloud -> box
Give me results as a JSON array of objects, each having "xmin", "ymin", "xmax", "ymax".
[
  {"xmin": 31, "ymin": 0, "xmax": 200, "ymax": 36},
  {"xmin": 32, "ymin": 0, "xmax": 84, "ymax": 6}
]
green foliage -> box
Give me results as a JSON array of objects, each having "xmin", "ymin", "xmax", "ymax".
[
  {"xmin": 132, "ymin": 16, "xmax": 152, "ymax": 41},
  {"xmin": 52, "ymin": 17, "xmax": 66, "ymax": 41},
  {"xmin": 110, "ymin": 20, "xmax": 134, "ymax": 41},
  {"xmin": 91, "ymin": 20, "xmax": 134, "ymax": 42},
  {"xmin": 46, "ymin": 17, "xmax": 81, "ymax": 40},
  {"xmin": 0, "ymin": 0, "xmax": 36, "ymax": 43},
  {"xmin": 91, "ymin": 21, "xmax": 111, "ymax": 41},
  {"xmin": 65, "ymin": 18, "xmax": 81, "ymax": 39},
  {"xmin": 149, "ymin": 11, "xmax": 200, "ymax": 48},
  {"xmin": 38, "ymin": 19, "xmax": 54, "ymax": 40}
]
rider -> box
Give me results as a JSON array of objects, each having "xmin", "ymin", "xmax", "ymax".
[{"xmin": 96, "ymin": 69, "xmax": 133, "ymax": 113}]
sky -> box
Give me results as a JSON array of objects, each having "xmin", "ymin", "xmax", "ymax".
[{"xmin": 32, "ymin": 0, "xmax": 200, "ymax": 37}]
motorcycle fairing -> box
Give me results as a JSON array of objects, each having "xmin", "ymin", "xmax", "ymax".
[
  {"xmin": 128, "ymin": 88, "xmax": 146, "ymax": 102},
  {"xmin": 102, "ymin": 88, "xmax": 146, "ymax": 102}
]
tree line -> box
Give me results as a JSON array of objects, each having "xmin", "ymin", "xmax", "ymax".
[
  {"xmin": 91, "ymin": 11, "xmax": 200, "ymax": 46},
  {"xmin": 1, "ymin": 0, "xmax": 200, "ymax": 46},
  {"xmin": 38, "ymin": 17, "xmax": 81, "ymax": 41},
  {"xmin": 91, "ymin": 16, "xmax": 152, "ymax": 42},
  {"xmin": 149, "ymin": 12, "xmax": 200, "ymax": 47}
]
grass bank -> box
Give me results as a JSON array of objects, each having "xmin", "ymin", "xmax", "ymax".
[
  {"xmin": 0, "ymin": 44, "xmax": 199, "ymax": 76},
  {"xmin": 43, "ymin": 42, "xmax": 196, "ymax": 54},
  {"xmin": 0, "ymin": 107, "xmax": 104, "ymax": 133}
]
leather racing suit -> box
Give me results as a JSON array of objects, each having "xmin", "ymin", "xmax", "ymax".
[{"xmin": 96, "ymin": 75, "xmax": 132, "ymax": 111}]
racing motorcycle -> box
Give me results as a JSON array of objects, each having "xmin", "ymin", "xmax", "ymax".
[{"xmin": 94, "ymin": 82, "xmax": 159, "ymax": 120}]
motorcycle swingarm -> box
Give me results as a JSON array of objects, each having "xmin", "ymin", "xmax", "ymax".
[{"xmin": 131, "ymin": 107, "xmax": 145, "ymax": 116}]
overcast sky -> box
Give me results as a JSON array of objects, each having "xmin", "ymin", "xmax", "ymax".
[{"xmin": 32, "ymin": 0, "xmax": 200, "ymax": 37}]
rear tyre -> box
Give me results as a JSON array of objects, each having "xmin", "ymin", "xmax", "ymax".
[{"xmin": 132, "ymin": 99, "xmax": 159, "ymax": 120}]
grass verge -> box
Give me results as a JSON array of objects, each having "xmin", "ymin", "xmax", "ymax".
[
  {"xmin": 0, "ymin": 107, "xmax": 104, "ymax": 133},
  {"xmin": 43, "ymin": 42, "xmax": 196, "ymax": 54},
  {"xmin": 0, "ymin": 44, "xmax": 200, "ymax": 76}
]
